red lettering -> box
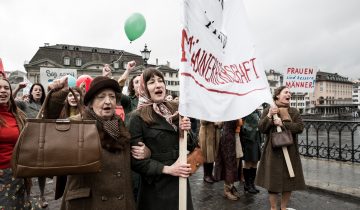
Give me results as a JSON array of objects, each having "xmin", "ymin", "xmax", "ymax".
[
  {"xmin": 250, "ymin": 58, "xmax": 259, "ymax": 78},
  {"xmin": 242, "ymin": 61, "xmax": 251, "ymax": 82}
]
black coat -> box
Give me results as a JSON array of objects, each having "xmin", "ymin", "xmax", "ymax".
[{"xmin": 129, "ymin": 112, "xmax": 195, "ymax": 210}]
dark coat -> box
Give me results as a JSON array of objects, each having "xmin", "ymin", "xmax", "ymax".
[
  {"xmin": 255, "ymin": 107, "xmax": 306, "ymax": 192},
  {"xmin": 44, "ymin": 89, "xmax": 136, "ymax": 210},
  {"xmin": 129, "ymin": 112, "xmax": 195, "ymax": 210},
  {"xmin": 214, "ymin": 120, "xmax": 240, "ymax": 183},
  {"xmin": 240, "ymin": 111, "xmax": 262, "ymax": 162},
  {"xmin": 120, "ymin": 94, "xmax": 138, "ymax": 126}
]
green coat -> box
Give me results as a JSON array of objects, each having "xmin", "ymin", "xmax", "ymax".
[
  {"xmin": 241, "ymin": 110, "xmax": 262, "ymax": 162},
  {"xmin": 129, "ymin": 111, "xmax": 195, "ymax": 210},
  {"xmin": 255, "ymin": 107, "xmax": 306, "ymax": 192}
]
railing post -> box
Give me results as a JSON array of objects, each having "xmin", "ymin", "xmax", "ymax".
[
  {"xmin": 351, "ymin": 130, "xmax": 355, "ymax": 163},
  {"xmin": 338, "ymin": 130, "xmax": 342, "ymax": 161}
]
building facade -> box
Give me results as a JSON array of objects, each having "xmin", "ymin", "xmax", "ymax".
[
  {"xmin": 309, "ymin": 71, "xmax": 357, "ymax": 116},
  {"xmin": 352, "ymin": 80, "xmax": 360, "ymax": 110},
  {"xmin": 24, "ymin": 44, "xmax": 179, "ymax": 95},
  {"xmin": 265, "ymin": 69, "xmax": 283, "ymax": 94}
]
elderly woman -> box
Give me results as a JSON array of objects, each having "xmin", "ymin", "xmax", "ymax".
[
  {"xmin": 44, "ymin": 63, "xmax": 146, "ymax": 209},
  {"xmin": 255, "ymin": 86, "xmax": 305, "ymax": 210},
  {"xmin": 129, "ymin": 68, "xmax": 197, "ymax": 210},
  {"xmin": 0, "ymin": 75, "xmax": 38, "ymax": 209}
]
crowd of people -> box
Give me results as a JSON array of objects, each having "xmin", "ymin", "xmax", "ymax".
[{"xmin": 0, "ymin": 58, "xmax": 305, "ymax": 210}]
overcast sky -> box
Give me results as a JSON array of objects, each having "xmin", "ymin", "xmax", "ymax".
[{"xmin": 1, "ymin": 0, "xmax": 359, "ymax": 79}]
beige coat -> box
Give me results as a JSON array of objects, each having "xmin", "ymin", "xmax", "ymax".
[{"xmin": 199, "ymin": 121, "xmax": 221, "ymax": 163}]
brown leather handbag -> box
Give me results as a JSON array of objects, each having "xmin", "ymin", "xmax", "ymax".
[
  {"xmin": 11, "ymin": 89, "xmax": 102, "ymax": 178},
  {"xmin": 187, "ymin": 146, "xmax": 205, "ymax": 174},
  {"xmin": 271, "ymin": 127, "xmax": 294, "ymax": 148}
]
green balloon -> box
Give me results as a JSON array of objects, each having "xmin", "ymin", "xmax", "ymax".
[{"xmin": 124, "ymin": 13, "xmax": 146, "ymax": 41}]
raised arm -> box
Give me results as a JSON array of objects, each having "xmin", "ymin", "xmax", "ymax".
[
  {"xmin": 13, "ymin": 82, "xmax": 27, "ymax": 98},
  {"xmin": 43, "ymin": 76, "xmax": 70, "ymax": 119}
]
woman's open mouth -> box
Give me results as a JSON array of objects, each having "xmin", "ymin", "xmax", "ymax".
[
  {"xmin": 155, "ymin": 90, "xmax": 163, "ymax": 95},
  {"xmin": 103, "ymin": 107, "xmax": 111, "ymax": 111}
]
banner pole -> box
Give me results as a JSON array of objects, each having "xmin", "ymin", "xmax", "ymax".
[
  {"xmin": 273, "ymin": 114, "xmax": 295, "ymax": 177},
  {"xmin": 179, "ymin": 118, "xmax": 187, "ymax": 210}
]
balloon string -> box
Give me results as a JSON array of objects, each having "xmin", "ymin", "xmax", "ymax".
[{"xmin": 110, "ymin": 51, "xmax": 124, "ymax": 65}]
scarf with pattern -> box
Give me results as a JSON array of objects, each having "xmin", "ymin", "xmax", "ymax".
[
  {"xmin": 137, "ymin": 74, "xmax": 178, "ymax": 130},
  {"xmin": 85, "ymin": 107, "xmax": 121, "ymax": 141}
]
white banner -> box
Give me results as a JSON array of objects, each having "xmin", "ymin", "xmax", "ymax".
[
  {"xmin": 284, "ymin": 67, "xmax": 317, "ymax": 93},
  {"xmin": 179, "ymin": 0, "xmax": 272, "ymax": 122},
  {"xmin": 40, "ymin": 67, "xmax": 77, "ymax": 91}
]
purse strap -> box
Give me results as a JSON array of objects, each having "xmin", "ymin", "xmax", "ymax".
[{"xmin": 36, "ymin": 88, "xmax": 83, "ymax": 119}]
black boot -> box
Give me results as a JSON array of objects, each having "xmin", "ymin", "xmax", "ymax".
[
  {"xmin": 250, "ymin": 168, "xmax": 260, "ymax": 193},
  {"xmin": 243, "ymin": 168, "xmax": 257, "ymax": 194},
  {"xmin": 203, "ymin": 163, "xmax": 214, "ymax": 183}
]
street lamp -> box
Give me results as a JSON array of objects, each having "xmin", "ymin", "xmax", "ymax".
[{"xmin": 140, "ymin": 44, "xmax": 151, "ymax": 67}]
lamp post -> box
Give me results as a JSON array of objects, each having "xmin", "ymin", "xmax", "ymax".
[{"xmin": 140, "ymin": 44, "xmax": 151, "ymax": 67}]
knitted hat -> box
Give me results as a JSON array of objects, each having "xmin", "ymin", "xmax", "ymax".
[{"xmin": 83, "ymin": 76, "xmax": 121, "ymax": 105}]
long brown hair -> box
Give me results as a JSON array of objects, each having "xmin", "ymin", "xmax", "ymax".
[
  {"xmin": 137, "ymin": 68, "xmax": 179, "ymax": 125},
  {"xmin": 59, "ymin": 87, "xmax": 84, "ymax": 118},
  {"xmin": 0, "ymin": 78, "xmax": 26, "ymax": 127},
  {"xmin": 128, "ymin": 74, "xmax": 141, "ymax": 97}
]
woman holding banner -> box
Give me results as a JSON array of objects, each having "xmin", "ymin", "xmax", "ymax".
[
  {"xmin": 255, "ymin": 86, "xmax": 305, "ymax": 210},
  {"xmin": 129, "ymin": 68, "xmax": 197, "ymax": 210}
]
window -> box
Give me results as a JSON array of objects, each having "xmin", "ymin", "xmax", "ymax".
[
  {"xmin": 170, "ymin": 73, "xmax": 173, "ymax": 77},
  {"xmin": 75, "ymin": 58, "xmax": 82, "ymax": 67},
  {"xmin": 63, "ymin": 57, "xmax": 70, "ymax": 65},
  {"xmin": 113, "ymin": 62, "xmax": 119, "ymax": 69},
  {"xmin": 122, "ymin": 61, "xmax": 128, "ymax": 69}
]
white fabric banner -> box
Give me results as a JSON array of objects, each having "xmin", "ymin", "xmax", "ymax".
[{"xmin": 179, "ymin": 0, "xmax": 273, "ymax": 121}]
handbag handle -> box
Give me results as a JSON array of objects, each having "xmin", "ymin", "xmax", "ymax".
[{"xmin": 36, "ymin": 88, "xmax": 83, "ymax": 119}]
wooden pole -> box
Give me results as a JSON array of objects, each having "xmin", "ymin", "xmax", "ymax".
[
  {"xmin": 273, "ymin": 114, "xmax": 295, "ymax": 178},
  {"xmin": 179, "ymin": 128, "xmax": 187, "ymax": 210}
]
